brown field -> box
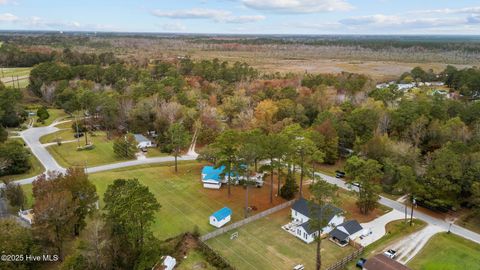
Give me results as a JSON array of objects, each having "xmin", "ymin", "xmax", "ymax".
[{"xmin": 190, "ymin": 50, "xmax": 465, "ymax": 81}]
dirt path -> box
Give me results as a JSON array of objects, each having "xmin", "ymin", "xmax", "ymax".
[{"xmin": 388, "ymin": 225, "xmax": 445, "ymax": 264}]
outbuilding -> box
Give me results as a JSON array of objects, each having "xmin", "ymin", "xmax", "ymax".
[
  {"xmin": 329, "ymin": 220, "xmax": 363, "ymax": 247},
  {"xmin": 201, "ymin": 166, "xmax": 226, "ymax": 189},
  {"xmin": 210, "ymin": 207, "xmax": 232, "ymax": 228},
  {"xmin": 133, "ymin": 134, "xmax": 153, "ymax": 149}
]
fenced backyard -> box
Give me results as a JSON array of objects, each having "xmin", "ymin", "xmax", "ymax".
[{"xmin": 200, "ymin": 199, "xmax": 296, "ymax": 241}]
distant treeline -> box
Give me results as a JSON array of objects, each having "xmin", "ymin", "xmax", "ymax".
[
  {"xmin": 190, "ymin": 36, "xmax": 480, "ymax": 53},
  {"xmin": 0, "ymin": 44, "xmax": 118, "ymax": 67}
]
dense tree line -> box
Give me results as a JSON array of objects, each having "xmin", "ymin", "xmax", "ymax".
[{"xmin": 0, "ymin": 44, "xmax": 118, "ymax": 68}]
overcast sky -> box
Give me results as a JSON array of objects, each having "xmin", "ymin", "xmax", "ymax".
[{"xmin": 1, "ymin": 0, "xmax": 480, "ymax": 34}]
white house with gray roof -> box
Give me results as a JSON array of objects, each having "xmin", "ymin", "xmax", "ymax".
[
  {"xmin": 133, "ymin": 134, "xmax": 153, "ymax": 149},
  {"xmin": 290, "ymin": 198, "xmax": 344, "ymax": 244}
]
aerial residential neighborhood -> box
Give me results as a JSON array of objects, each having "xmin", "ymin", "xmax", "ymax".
[{"xmin": 1, "ymin": 1, "xmax": 480, "ymax": 270}]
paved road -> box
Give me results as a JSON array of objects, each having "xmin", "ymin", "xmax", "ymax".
[
  {"xmin": 10, "ymin": 120, "xmax": 198, "ymax": 186},
  {"xmin": 315, "ymin": 172, "xmax": 480, "ymax": 245},
  {"xmin": 20, "ymin": 123, "xmax": 65, "ymax": 173}
]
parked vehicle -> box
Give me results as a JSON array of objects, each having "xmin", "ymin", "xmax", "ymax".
[
  {"xmin": 351, "ymin": 182, "xmax": 361, "ymax": 188},
  {"xmin": 335, "ymin": 170, "xmax": 346, "ymax": 178},
  {"xmin": 384, "ymin": 249, "xmax": 397, "ymax": 259},
  {"xmin": 356, "ymin": 258, "xmax": 367, "ymax": 268}
]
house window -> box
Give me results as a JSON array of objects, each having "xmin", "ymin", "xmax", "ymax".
[
  {"xmin": 304, "ymin": 233, "xmax": 307, "ymax": 239},
  {"xmin": 297, "ymin": 229, "xmax": 300, "ymax": 235}
]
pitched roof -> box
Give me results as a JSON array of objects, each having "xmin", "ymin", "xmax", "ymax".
[
  {"xmin": 338, "ymin": 220, "xmax": 363, "ymax": 235},
  {"xmin": 133, "ymin": 134, "xmax": 151, "ymax": 143},
  {"xmin": 202, "ymin": 166, "xmax": 225, "ymax": 182},
  {"xmin": 329, "ymin": 228, "xmax": 350, "ymax": 241},
  {"xmin": 364, "ymin": 254, "xmax": 411, "ymax": 270},
  {"xmin": 292, "ymin": 198, "xmax": 343, "ymax": 221},
  {"xmin": 211, "ymin": 207, "xmax": 232, "ymax": 221}
]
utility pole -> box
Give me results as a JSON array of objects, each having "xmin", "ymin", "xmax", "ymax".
[
  {"xmin": 75, "ymin": 113, "xmax": 80, "ymax": 148},
  {"xmin": 410, "ymin": 196, "xmax": 416, "ymax": 226}
]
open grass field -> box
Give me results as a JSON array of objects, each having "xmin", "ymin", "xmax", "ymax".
[
  {"xmin": 408, "ymin": 233, "xmax": 480, "ymax": 270},
  {"xmin": 0, "ymin": 67, "xmax": 31, "ymax": 88},
  {"xmin": 0, "ymin": 67, "xmax": 31, "ymax": 77},
  {"xmin": 183, "ymin": 50, "xmax": 469, "ymax": 82},
  {"xmin": 0, "ymin": 138, "xmax": 44, "ymax": 182},
  {"xmin": 40, "ymin": 128, "xmax": 75, "ymax": 144},
  {"xmin": 89, "ymin": 162, "xmax": 286, "ymax": 240},
  {"xmin": 47, "ymin": 131, "xmax": 132, "ymax": 167},
  {"xmin": 206, "ymin": 208, "xmax": 356, "ymax": 270}
]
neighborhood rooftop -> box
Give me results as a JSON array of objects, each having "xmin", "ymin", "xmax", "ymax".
[
  {"xmin": 292, "ymin": 197, "xmax": 343, "ymax": 222},
  {"xmin": 133, "ymin": 134, "xmax": 150, "ymax": 143},
  {"xmin": 364, "ymin": 254, "xmax": 412, "ymax": 270},
  {"xmin": 211, "ymin": 207, "xmax": 232, "ymax": 221}
]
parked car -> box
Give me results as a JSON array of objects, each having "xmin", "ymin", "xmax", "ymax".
[
  {"xmin": 293, "ymin": 264, "xmax": 304, "ymax": 270},
  {"xmin": 384, "ymin": 249, "xmax": 397, "ymax": 259},
  {"xmin": 351, "ymin": 182, "xmax": 361, "ymax": 188},
  {"xmin": 356, "ymin": 258, "xmax": 367, "ymax": 268},
  {"xmin": 335, "ymin": 170, "xmax": 346, "ymax": 178}
]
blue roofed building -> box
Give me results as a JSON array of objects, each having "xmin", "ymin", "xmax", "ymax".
[
  {"xmin": 209, "ymin": 207, "xmax": 232, "ymax": 228},
  {"xmin": 201, "ymin": 166, "xmax": 226, "ymax": 189}
]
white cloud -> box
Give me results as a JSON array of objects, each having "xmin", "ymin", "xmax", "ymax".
[
  {"xmin": 0, "ymin": 0, "xmax": 9, "ymax": 4},
  {"xmin": 0, "ymin": 12, "xmax": 18, "ymax": 22},
  {"xmin": 339, "ymin": 14, "xmax": 467, "ymax": 29},
  {"xmin": 151, "ymin": 8, "xmax": 265, "ymax": 24},
  {"xmin": 414, "ymin": 6, "xmax": 480, "ymax": 15},
  {"xmin": 152, "ymin": 8, "xmax": 230, "ymax": 20},
  {"xmin": 240, "ymin": 0, "xmax": 353, "ymax": 13}
]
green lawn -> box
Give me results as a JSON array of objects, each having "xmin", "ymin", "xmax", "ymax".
[
  {"xmin": 146, "ymin": 147, "xmax": 169, "ymax": 158},
  {"xmin": 0, "ymin": 67, "xmax": 31, "ymax": 89},
  {"xmin": 177, "ymin": 250, "xmax": 216, "ymax": 270},
  {"xmin": 40, "ymin": 128, "xmax": 75, "ymax": 144},
  {"xmin": 21, "ymin": 184, "xmax": 34, "ymax": 209},
  {"xmin": 408, "ymin": 233, "xmax": 480, "ymax": 270},
  {"xmin": 0, "ymin": 138, "xmax": 45, "ymax": 182},
  {"xmin": 47, "ymin": 131, "xmax": 132, "ymax": 167},
  {"xmin": 206, "ymin": 208, "xmax": 356, "ymax": 270},
  {"xmin": 0, "ymin": 67, "xmax": 31, "ymax": 78},
  {"xmin": 90, "ymin": 162, "xmax": 285, "ymax": 240}
]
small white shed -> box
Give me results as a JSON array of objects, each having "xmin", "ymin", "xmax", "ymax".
[{"xmin": 210, "ymin": 207, "xmax": 232, "ymax": 228}]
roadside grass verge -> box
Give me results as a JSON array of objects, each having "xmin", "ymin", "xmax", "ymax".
[{"xmin": 408, "ymin": 232, "xmax": 480, "ymax": 270}]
